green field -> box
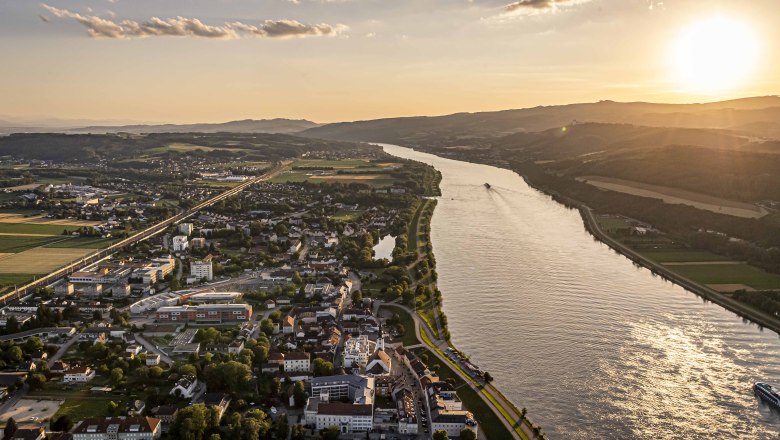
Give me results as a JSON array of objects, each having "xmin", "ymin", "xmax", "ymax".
[
  {"xmin": 55, "ymin": 397, "xmax": 118, "ymax": 420},
  {"xmin": 0, "ymin": 235, "xmax": 66, "ymax": 252},
  {"xmin": 330, "ymin": 209, "xmax": 364, "ymax": 221},
  {"xmin": 0, "ymin": 223, "xmax": 82, "ymax": 235},
  {"xmin": 0, "ymin": 273, "xmax": 37, "ymax": 287},
  {"xmin": 596, "ymin": 215, "xmax": 633, "ymax": 231},
  {"xmin": 642, "ymin": 250, "xmax": 732, "ymax": 263},
  {"xmin": 44, "ymin": 236, "xmax": 118, "ymax": 249},
  {"xmin": 292, "ymin": 159, "xmax": 375, "ymax": 168},
  {"xmin": 380, "ymin": 305, "xmax": 420, "ymax": 347},
  {"xmin": 671, "ymin": 263, "xmax": 780, "ymax": 290}
]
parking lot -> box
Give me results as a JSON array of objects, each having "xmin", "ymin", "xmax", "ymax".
[{"xmin": 1, "ymin": 398, "xmax": 63, "ymax": 423}]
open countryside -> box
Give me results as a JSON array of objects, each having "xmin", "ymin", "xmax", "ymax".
[{"xmin": 577, "ymin": 176, "xmax": 768, "ymax": 219}]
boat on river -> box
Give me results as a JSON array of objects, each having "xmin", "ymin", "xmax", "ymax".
[{"xmin": 754, "ymin": 382, "xmax": 780, "ymax": 409}]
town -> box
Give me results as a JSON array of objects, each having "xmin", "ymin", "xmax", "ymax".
[{"xmin": 0, "ymin": 135, "xmax": 492, "ymax": 440}]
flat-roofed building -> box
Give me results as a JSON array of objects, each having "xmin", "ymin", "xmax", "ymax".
[
  {"xmin": 190, "ymin": 260, "xmax": 213, "ymax": 281},
  {"xmin": 155, "ymin": 304, "xmax": 252, "ymax": 324}
]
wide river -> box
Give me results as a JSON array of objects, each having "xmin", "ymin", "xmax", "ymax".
[{"xmin": 381, "ymin": 144, "xmax": 780, "ymax": 439}]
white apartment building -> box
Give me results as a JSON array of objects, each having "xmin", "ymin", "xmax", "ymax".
[
  {"xmin": 172, "ymin": 236, "xmax": 188, "ymax": 252},
  {"xmin": 64, "ymin": 366, "xmax": 96, "ymax": 382},
  {"xmin": 178, "ymin": 223, "xmax": 194, "ymax": 236},
  {"xmin": 190, "ymin": 260, "xmax": 213, "ymax": 281},
  {"xmin": 283, "ymin": 352, "xmax": 310, "ymax": 373}
]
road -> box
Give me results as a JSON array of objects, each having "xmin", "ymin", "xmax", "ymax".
[
  {"xmin": 387, "ymin": 301, "xmax": 533, "ymax": 440},
  {"xmin": 47, "ymin": 334, "xmax": 79, "ymax": 368},
  {"xmin": 0, "ymin": 162, "xmax": 288, "ymax": 306},
  {"xmin": 134, "ymin": 334, "xmax": 174, "ymax": 365}
]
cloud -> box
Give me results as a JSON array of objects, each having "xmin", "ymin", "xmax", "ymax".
[
  {"xmin": 501, "ymin": 0, "xmax": 592, "ymax": 16},
  {"xmin": 40, "ymin": 4, "xmax": 347, "ymax": 39}
]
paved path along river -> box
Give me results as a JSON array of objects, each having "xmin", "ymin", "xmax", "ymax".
[{"xmin": 381, "ymin": 143, "xmax": 780, "ymax": 439}]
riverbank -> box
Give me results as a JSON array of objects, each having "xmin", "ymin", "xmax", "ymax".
[
  {"xmin": 393, "ymin": 173, "xmax": 539, "ymax": 438},
  {"xmin": 520, "ymin": 173, "xmax": 780, "ymax": 335}
]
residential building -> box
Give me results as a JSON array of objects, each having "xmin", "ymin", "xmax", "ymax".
[
  {"xmin": 64, "ymin": 366, "xmax": 96, "ymax": 382},
  {"xmin": 190, "ymin": 259, "xmax": 213, "ymax": 281},
  {"xmin": 172, "ymin": 236, "xmax": 188, "ymax": 252},
  {"xmin": 178, "ymin": 223, "xmax": 194, "ymax": 236},
  {"xmin": 283, "ymin": 352, "xmax": 310, "ymax": 373},
  {"xmin": 307, "ymin": 401, "xmax": 373, "ymax": 434},
  {"xmin": 72, "ymin": 417, "xmax": 161, "ymax": 440},
  {"xmin": 228, "ymin": 340, "xmax": 244, "ymax": 355},
  {"xmin": 342, "ymin": 335, "xmax": 375, "ymax": 368},
  {"xmin": 170, "ymin": 375, "xmax": 199, "ymax": 399},
  {"xmin": 145, "ymin": 354, "xmax": 161, "ymax": 366}
]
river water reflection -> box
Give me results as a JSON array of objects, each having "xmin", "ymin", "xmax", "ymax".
[{"xmin": 381, "ymin": 143, "xmax": 780, "ymax": 439}]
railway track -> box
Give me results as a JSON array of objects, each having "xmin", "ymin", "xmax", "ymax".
[{"xmin": 0, "ymin": 163, "xmax": 287, "ymax": 305}]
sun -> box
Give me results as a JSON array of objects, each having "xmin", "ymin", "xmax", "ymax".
[{"xmin": 671, "ymin": 16, "xmax": 760, "ymax": 94}]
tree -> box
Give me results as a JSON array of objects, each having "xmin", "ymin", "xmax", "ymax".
[
  {"xmin": 107, "ymin": 401, "xmax": 121, "ymax": 416},
  {"xmin": 291, "ymin": 271, "xmax": 302, "ymax": 285},
  {"xmin": 273, "ymin": 417, "xmax": 289, "ymax": 440},
  {"xmin": 351, "ymin": 289, "xmax": 363, "ymax": 304},
  {"xmin": 312, "ymin": 358, "xmax": 334, "ymax": 377},
  {"xmin": 260, "ymin": 319, "xmax": 274, "ymax": 337},
  {"xmin": 7, "ymin": 346, "xmax": 22, "ymax": 362},
  {"xmin": 321, "ymin": 426, "xmax": 340, "ymax": 440},
  {"xmin": 4, "ymin": 316, "xmax": 19, "ymax": 333},
  {"xmin": 205, "ymin": 361, "xmax": 252, "ymax": 393},
  {"xmin": 25, "ymin": 373, "xmax": 46, "ymax": 390},
  {"xmin": 433, "ymin": 430, "xmax": 449, "ymax": 440},
  {"xmin": 51, "ymin": 415, "xmax": 73, "ymax": 432},
  {"xmin": 483, "ymin": 371, "xmax": 493, "ymax": 383},
  {"xmin": 293, "ymin": 380, "xmax": 306, "ymax": 408},
  {"xmin": 110, "ymin": 367, "xmax": 124, "ymax": 384},
  {"xmin": 4, "ymin": 417, "xmax": 17, "ymax": 440},
  {"xmin": 171, "ymin": 404, "xmax": 220, "ymax": 440},
  {"xmin": 241, "ymin": 410, "xmax": 272, "ymax": 440},
  {"xmin": 291, "ymin": 425, "xmax": 306, "ymax": 440},
  {"xmin": 460, "ymin": 428, "xmax": 477, "ymax": 440},
  {"xmin": 149, "ymin": 366, "xmax": 164, "ymax": 378}
]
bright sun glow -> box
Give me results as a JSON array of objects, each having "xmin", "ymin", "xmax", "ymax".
[{"xmin": 671, "ymin": 16, "xmax": 760, "ymax": 94}]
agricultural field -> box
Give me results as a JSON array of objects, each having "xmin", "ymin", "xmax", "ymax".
[
  {"xmin": 292, "ymin": 159, "xmax": 378, "ymax": 168},
  {"xmin": 0, "ymin": 247, "xmax": 93, "ymax": 274},
  {"xmin": 44, "ymin": 236, "xmax": 118, "ymax": 249},
  {"xmin": 579, "ymin": 175, "xmax": 767, "ymax": 219},
  {"xmin": 0, "ymin": 223, "xmax": 84, "ymax": 236},
  {"xmin": 0, "ymin": 235, "xmax": 67, "ymax": 253},
  {"xmin": 670, "ymin": 263, "xmax": 780, "ymax": 291},
  {"xmin": 642, "ymin": 250, "xmax": 732, "ymax": 263},
  {"xmin": 0, "ymin": 213, "xmax": 101, "ymax": 227}
]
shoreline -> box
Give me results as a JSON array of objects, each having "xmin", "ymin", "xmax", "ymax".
[
  {"xmin": 419, "ymin": 199, "xmax": 538, "ymax": 440},
  {"xmin": 519, "ymin": 173, "xmax": 780, "ymax": 336},
  {"xmin": 381, "ymin": 144, "xmax": 538, "ymax": 439}
]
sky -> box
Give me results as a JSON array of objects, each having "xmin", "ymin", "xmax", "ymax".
[{"xmin": 0, "ymin": 0, "xmax": 778, "ymax": 124}]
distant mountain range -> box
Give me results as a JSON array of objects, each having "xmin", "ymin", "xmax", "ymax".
[
  {"xmin": 0, "ymin": 118, "xmax": 320, "ymax": 135},
  {"xmin": 300, "ymin": 96, "xmax": 780, "ymax": 142}
]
